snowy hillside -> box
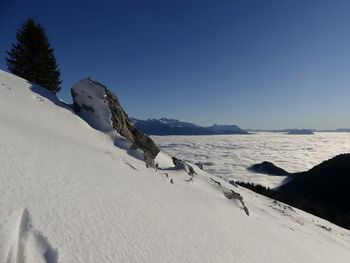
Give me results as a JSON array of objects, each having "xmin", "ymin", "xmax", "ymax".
[{"xmin": 0, "ymin": 69, "xmax": 349, "ymax": 263}]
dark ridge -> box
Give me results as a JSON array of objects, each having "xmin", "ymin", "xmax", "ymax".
[
  {"xmin": 236, "ymin": 153, "xmax": 350, "ymax": 230},
  {"xmin": 248, "ymin": 161, "xmax": 290, "ymax": 176},
  {"xmin": 130, "ymin": 118, "xmax": 248, "ymax": 135}
]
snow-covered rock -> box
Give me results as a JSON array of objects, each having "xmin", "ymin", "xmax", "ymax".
[
  {"xmin": 71, "ymin": 78, "xmax": 159, "ymax": 164},
  {"xmin": 1, "ymin": 70, "xmax": 350, "ymax": 263}
]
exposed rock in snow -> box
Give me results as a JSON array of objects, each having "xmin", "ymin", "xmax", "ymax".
[
  {"xmin": 172, "ymin": 156, "xmax": 196, "ymax": 175},
  {"xmin": 195, "ymin": 162, "xmax": 204, "ymax": 170},
  {"xmin": 71, "ymin": 78, "xmax": 160, "ymax": 164},
  {"xmin": 210, "ymin": 178, "xmax": 249, "ymax": 216}
]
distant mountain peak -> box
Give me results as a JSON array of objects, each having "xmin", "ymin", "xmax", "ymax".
[{"xmin": 131, "ymin": 117, "xmax": 248, "ymax": 135}]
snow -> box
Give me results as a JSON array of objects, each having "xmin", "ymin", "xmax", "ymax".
[
  {"xmin": 0, "ymin": 69, "xmax": 349, "ymax": 263},
  {"xmin": 71, "ymin": 77, "xmax": 113, "ymax": 132}
]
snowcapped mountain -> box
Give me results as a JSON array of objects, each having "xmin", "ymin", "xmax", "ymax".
[
  {"xmin": 131, "ymin": 118, "xmax": 248, "ymax": 135},
  {"xmin": 0, "ymin": 69, "xmax": 349, "ymax": 263}
]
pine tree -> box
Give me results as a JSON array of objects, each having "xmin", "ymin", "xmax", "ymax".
[{"xmin": 6, "ymin": 18, "xmax": 62, "ymax": 94}]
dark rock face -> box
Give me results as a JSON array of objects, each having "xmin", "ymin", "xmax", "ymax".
[
  {"xmin": 104, "ymin": 89, "xmax": 160, "ymax": 162},
  {"xmin": 71, "ymin": 78, "xmax": 160, "ymax": 164},
  {"xmin": 248, "ymin": 161, "xmax": 290, "ymax": 176}
]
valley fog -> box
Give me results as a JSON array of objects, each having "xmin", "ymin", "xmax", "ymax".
[{"xmin": 153, "ymin": 132, "xmax": 350, "ymax": 188}]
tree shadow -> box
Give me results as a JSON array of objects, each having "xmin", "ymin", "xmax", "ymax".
[{"xmin": 28, "ymin": 81, "xmax": 74, "ymax": 112}]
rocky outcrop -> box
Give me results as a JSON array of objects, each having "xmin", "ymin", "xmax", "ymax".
[
  {"xmin": 172, "ymin": 157, "xmax": 196, "ymax": 175},
  {"xmin": 104, "ymin": 88, "xmax": 159, "ymax": 162},
  {"xmin": 71, "ymin": 78, "xmax": 159, "ymax": 165},
  {"xmin": 248, "ymin": 161, "xmax": 290, "ymax": 176},
  {"xmin": 210, "ymin": 178, "xmax": 249, "ymax": 216}
]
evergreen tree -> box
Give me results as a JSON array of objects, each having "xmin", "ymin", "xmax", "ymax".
[{"xmin": 6, "ymin": 18, "xmax": 62, "ymax": 93}]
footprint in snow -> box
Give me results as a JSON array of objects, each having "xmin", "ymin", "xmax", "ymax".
[
  {"xmin": 6, "ymin": 209, "xmax": 58, "ymax": 263},
  {"xmin": 1, "ymin": 83, "xmax": 11, "ymax": 90},
  {"xmin": 34, "ymin": 95, "xmax": 45, "ymax": 102}
]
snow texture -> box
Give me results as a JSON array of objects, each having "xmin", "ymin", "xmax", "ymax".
[{"xmin": 0, "ymin": 70, "xmax": 349, "ymax": 263}]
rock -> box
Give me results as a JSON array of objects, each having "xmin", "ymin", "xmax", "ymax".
[
  {"xmin": 105, "ymin": 89, "xmax": 160, "ymax": 162},
  {"xmin": 195, "ymin": 162, "xmax": 204, "ymax": 170},
  {"xmin": 248, "ymin": 161, "xmax": 289, "ymax": 176},
  {"xmin": 71, "ymin": 78, "xmax": 160, "ymax": 164},
  {"xmin": 172, "ymin": 157, "xmax": 196, "ymax": 176},
  {"xmin": 228, "ymin": 180, "xmax": 238, "ymax": 187},
  {"xmin": 210, "ymin": 177, "xmax": 249, "ymax": 216}
]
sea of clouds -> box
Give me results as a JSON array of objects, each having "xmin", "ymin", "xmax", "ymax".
[{"xmin": 152, "ymin": 132, "xmax": 350, "ymax": 188}]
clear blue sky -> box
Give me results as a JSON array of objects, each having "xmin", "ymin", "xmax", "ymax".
[{"xmin": 1, "ymin": 0, "xmax": 350, "ymax": 129}]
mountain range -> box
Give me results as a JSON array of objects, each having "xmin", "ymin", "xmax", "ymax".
[{"xmin": 130, "ymin": 118, "xmax": 248, "ymax": 135}]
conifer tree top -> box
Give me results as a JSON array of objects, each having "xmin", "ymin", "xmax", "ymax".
[{"xmin": 6, "ymin": 18, "xmax": 62, "ymax": 94}]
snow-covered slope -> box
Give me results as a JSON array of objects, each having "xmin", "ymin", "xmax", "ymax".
[{"xmin": 0, "ymin": 70, "xmax": 349, "ymax": 263}]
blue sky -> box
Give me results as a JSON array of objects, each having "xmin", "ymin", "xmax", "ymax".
[{"xmin": 1, "ymin": 0, "xmax": 350, "ymax": 129}]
